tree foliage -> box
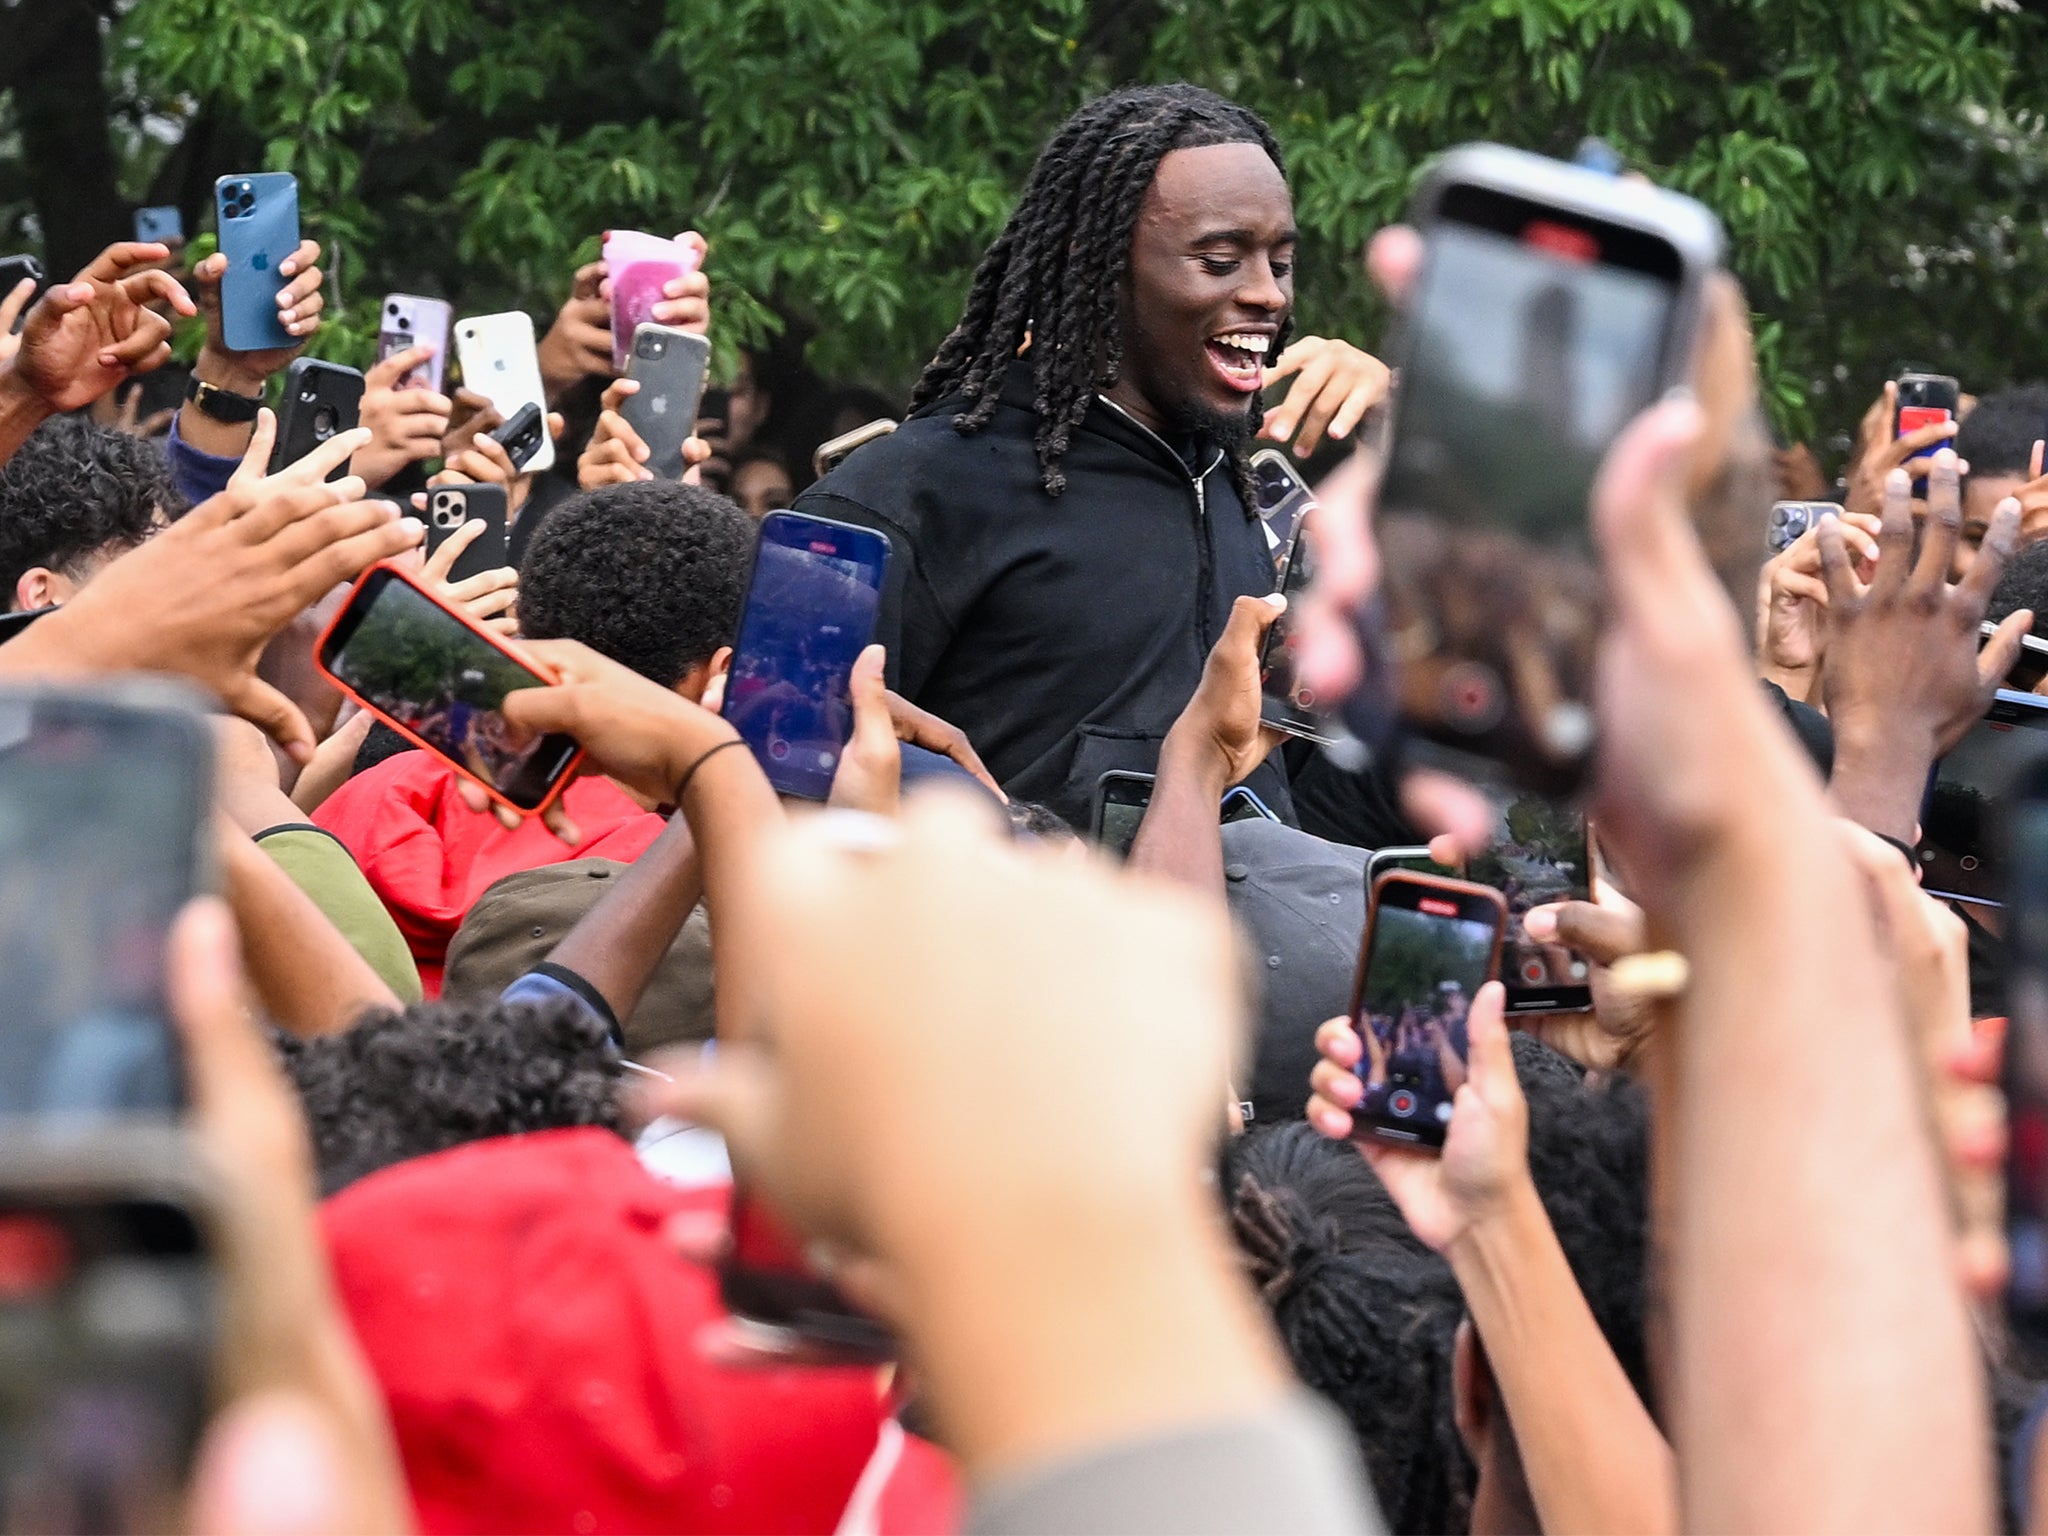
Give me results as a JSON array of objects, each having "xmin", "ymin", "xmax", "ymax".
[{"xmin": 61, "ymin": 0, "xmax": 2048, "ymax": 443}]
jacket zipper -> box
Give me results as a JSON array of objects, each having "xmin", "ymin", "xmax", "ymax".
[{"xmin": 1096, "ymin": 394, "xmax": 1229, "ymax": 643}]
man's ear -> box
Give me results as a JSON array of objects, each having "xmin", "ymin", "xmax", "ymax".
[
  {"xmin": 673, "ymin": 647, "xmax": 733, "ymax": 710},
  {"xmin": 1452, "ymin": 1316, "xmax": 1494, "ymax": 1460},
  {"xmin": 14, "ymin": 567, "xmax": 69, "ymax": 613}
]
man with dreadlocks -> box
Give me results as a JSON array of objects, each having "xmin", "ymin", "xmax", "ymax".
[{"xmin": 796, "ymin": 82, "xmax": 1387, "ymax": 829}]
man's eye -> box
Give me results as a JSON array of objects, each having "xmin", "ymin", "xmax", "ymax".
[
  {"xmin": 1199, "ymin": 258, "xmax": 1239, "ymax": 276},
  {"xmin": 1272, "ymin": 261, "xmax": 1294, "ymax": 279}
]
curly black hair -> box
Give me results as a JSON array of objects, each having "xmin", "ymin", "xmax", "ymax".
[
  {"xmin": 909, "ymin": 83, "xmax": 1290, "ymax": 502},
  {"xmin": 275, "ymin": 994, "xmax": 623, "ymax": 1196},
  {"xmin": 1219, "ymin": 1035, "xmax": 1654, "ymax": 1534},
  {"xmin": 1957, "ymin": 384, "xmax": 2048, "ymax": 480},
  {"xmin": 0, "ymin": 415, "xmax": 183, "ymax": 607},
  {"xmin": 516, "ymin": 480, "xmax": 755, "ymax": 686},
  {"xmin": 1990, "ymin": 538, "xmax": 2048, "ymax": 633}
]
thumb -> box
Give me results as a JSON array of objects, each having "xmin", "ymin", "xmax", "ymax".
[
  {"xmin": 1592, "ymin": 395, "xmax": 1707, "ymax": 627},
  {"xmin": 235, "ymin": 409, "xmax": 279, "ymax": 485},
  {"xmin": 848, "ymin": 644, "xmax": 891, "ymax": 732},
  {"xmin": 227, "ymin": 676, "xmax": 316, "ymax": 765},
  {"xmin": 187, "ymin": 1392, "xmax": 356, "ymax": 1536},
  {"xmin": 1226, "ymin": 590, "xmax": 1287, "ymax": 655},
  {"xmin": 38, "ymin": 280, "xmax": 95, "ymax": 316},
  {"xmin": 1522, "ymin": 900, "xmax": 1644, "ymax": 966},
  {"xmin": 1464, "ymin": 981, "xmax": 1515, "ymax": 1099},
  {"xmin": 166, "ymin": 898, "xmax": 259, "ymax": 1117},
  {"xmin": 364, "ymin": 345, "xmax": 427, "ymax": 390}
]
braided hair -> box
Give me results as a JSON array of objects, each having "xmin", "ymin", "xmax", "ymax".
[{"xmin": 910, "ymin": 83, "xmax": 1291, "ymax": 501}]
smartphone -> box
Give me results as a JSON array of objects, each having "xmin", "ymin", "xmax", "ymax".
[
  {"xmin": 1895, "ymin": 372, "xmax": 1961, "ymax": 464},
  {"xmin": 1259, "ymin": 525, "xmax": 1337, "ymax": 746},
  {"xmin": 1986, "ymin": 619, "xmax": 2048, "ymax": 695},
  {"xmin": 423, "ymin": 485, "xmax": 509, "ymax": 585},
  {"xmin": 1347, "ymin": 872, "xmax": 1507, "ymax": 1148},
  {"xmin": 377, "ymin": 293, "xmax": 453, "ymax": 393},
  {"xmin": 316, "ymin": 564, "xmax": 583, "ymax": 815},
  {"xmin": 0, "ymin": 1137, "xmax": 220, "ymax": 1528},
  {"xmin": 133, "ymin": 206, "xmax": 184, "ymax": 246},
  {"xmin": 1466, "ymin": 788, "xmax": 1592, "ymax": 1013},
  {"xmin": 453, "ymin": 312, "xmax": 555, "ymax": 475},
  {"xmin": 1376, "ymin": 143, "xmax": 1723, "ymax": 795},
  {"xmin": 1365, "ymin": 845, "xmax": 1459, "ymax": 885},
  {"xmin": 268, "ymin": 358, "xmax": 364, "ymax": 479},
  {"xmin": 719, "ymin": 1182, "xmax": 892, "ymax": 1363},
  {"xmin": 2003, "ymin": 753, "xmax": 2048, "ymax": 1353},
  {"xmin": 0, "ymin": 684, "xmax": 212, "ymax": 1119},
  {"xmin": 1921, "ymin": 689, "xmax": 2048, "ymax": 906},
  {"xmin": 212, "ymin": 173, "xmax": 299, "ymax": 354},
  {"xmin": 621, "ymin": 324, "xmax": 712, "ymax": 480},
  {"xmin": 1249, "ymin": 448, "xmax": 1316, "ymax": 548},
  {"xmin": 811, "ymin": 419, "xmax": 897, "ymax": 480},
  {"xmin": 0, "ymin": 255, "xmax": 45, "ymax": 313},
  {"xmin": 1091, "ymin": 770, "xmax": 1155, "ymax": 857},
  {"xmin": 488, "ymin": 401, "xmax": 547, "ymax": 471},
  {"xmin": 720, "ymin": 511, "xmax": 890, "ymax": 800},
  {"xmin": 1220, "ymin": 785, "xmax": 1280, "ymax": 824},
  {"xmin": 1767, "ymin": 500, "xmax": 1842, "ymax": 556},
  {"xmin": 602, "ymin": 230, "xmax": 701, "ymax": 376}
]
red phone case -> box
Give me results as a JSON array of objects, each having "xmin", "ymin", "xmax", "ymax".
[{"xmin": 312, "ymin": 561, "xmax": 583, "ymax": 817}]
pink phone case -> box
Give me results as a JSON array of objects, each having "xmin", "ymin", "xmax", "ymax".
[{"xmin": 602, "ymin": 231, "xmax": 701, "ymax": 375}]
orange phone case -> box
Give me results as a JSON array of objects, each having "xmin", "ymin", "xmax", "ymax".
[
  {"xmin": 1348, "ymin": 869, "xmax": 1509, "ymax": 1018},
  {"xmin": 312, "ymin": 561, "xmax": 583, "ymax": 817}
]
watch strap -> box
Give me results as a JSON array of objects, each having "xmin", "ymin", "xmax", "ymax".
[{"xmin": 185, "ymin": 376, "xmax": 263, "ymax": 424}]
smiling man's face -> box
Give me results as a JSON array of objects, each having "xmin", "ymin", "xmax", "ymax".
[{"xmin": 1107, "ymin": 141, "xmax": 1296, "ymax": 445}]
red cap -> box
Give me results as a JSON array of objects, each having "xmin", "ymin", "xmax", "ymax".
[{"xmin": 321, "ymin": 1128, "xmax": 945, "ymax": 1534}]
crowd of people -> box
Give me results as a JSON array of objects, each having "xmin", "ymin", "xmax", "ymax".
[{"xmin": 0, "ymin": 73, "xmax": 2042, "ymax": 1535}]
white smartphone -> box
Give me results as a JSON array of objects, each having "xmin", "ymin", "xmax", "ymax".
[{"xmin": 453, "ymin": 311, "xmax": 555, "ymax": 474}]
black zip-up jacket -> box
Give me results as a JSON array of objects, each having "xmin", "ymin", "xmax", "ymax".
[{"xmin": 794, "ymin": 363, "xmax": 1293, "ymax": 829}]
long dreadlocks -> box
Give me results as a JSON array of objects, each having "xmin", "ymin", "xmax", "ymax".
[{"xmin": 909, "ymin": 83, "xmax": 1292, "ymax": 503}]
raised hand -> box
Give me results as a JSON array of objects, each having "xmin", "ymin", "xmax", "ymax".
[
  {"xmin": 354, "ymin": 346, "xmax": 452, "ymax": 489},
  {"xmin": 1258, "ymin": 335, "xmax": 1390, "ymax": 457},
  {"xmin": 189, "ymin": 238, "xmax": 325, "ymax": 385},
  {"xmin": 7, "ymin": 242, "xmax": 195, "ymax": 413}
]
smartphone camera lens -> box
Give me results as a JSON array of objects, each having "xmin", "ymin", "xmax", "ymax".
[
  {"xmin": 637, "ymin": 333, "xmax": 665, "ymax": 360},
  {"xmin": 311, "ymin": 405, "xmax": 338, "ymax": 438}
]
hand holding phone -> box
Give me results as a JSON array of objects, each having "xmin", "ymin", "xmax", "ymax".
[
  {"xmin": 422, "ymin": 485, "xmax": 510, "ymax": 585},
  {"xmin": 268, "ymin": 358, "xmax": 364, "ymax": 479},
  {"xmin": 212, "ymin": 173, "xmax": 300, "ymax": 353},
  {"xmin": 1346, "ymin": 872, "xmax": 1506, "ymax": 1148},
  {"xmin": 1895, "ymin": 372, "xmax": 1961, "ymax": 465},
  {"xmin": 1259, "ymin": 526, "xmax": 1337, "ymax": 746},
  {"xmin": 620, "ymin": 324, "xmax": 712, "ymax": 480},
  {"xmin": 488, "ymin": 401, "xmax": 548, "ymax": 471},
  {"xmin": 377, "ymin": 294, "xmax": 453, "ymax": 393},
  {"xmin": 453, "ymin": 313, "xmax": 555, "ymax": 475},
  {"xmin": 316, "ymin": 564, "xmax": 582, "ymax": 814}
]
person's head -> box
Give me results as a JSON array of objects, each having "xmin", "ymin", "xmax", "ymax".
[
  {"xmin": 911, "ymin": 83, "xmax": 1292, "ymax": 495},
  {"xmin": 729, "ymin": 450, "xmax": 794, "ymax": 519},
  {"xmin": 0, "ymin": 416, "xmax": 183, "ymax": 611},
  {"xmin": 276, "ymin": 995, "xmax": 623, "ymax": 1197},
  {"xmin": 1988, "ymin": 537, "xmax": 2048, "ymax": 633},
  {"xmin": 1957, "ymin": 384, "xmax": 2048, "ymax": 554},
  {"xmin": 517, "ymin": 480, "xmax": 754, "ymax": 702},
  {"xmin": 724, "ymin": 349, "xmax": 770, "ymax": 455}
]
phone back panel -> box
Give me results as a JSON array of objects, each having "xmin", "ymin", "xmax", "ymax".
[
  {"xmin": 268, "ymin": 359, "xmax": 364, "ymax": 480},
  {"xmin": 621, "ymin": 327, "xmax": 711, "ymax": 480},
  {"xmin": 453, "ymin": 312, "xmax": 554, "ymax": 474},
  {"xmin": 424, "ymin": 485, "xmax": 510, "ymax": 583},
  {"xmin": 378, "ymin": 294, "xmax": 453, "ymax": 393},
  {"xmin": 213, "ymin": 173, "xmax": 298, "ymax": 353}
]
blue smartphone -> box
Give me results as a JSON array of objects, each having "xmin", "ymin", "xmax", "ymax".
[
  {"xmin": 134, "ymin": 206, "xmax": 184, "ymax": 246},
  {"xmin": 722, "ymin": 511, "xmax": 891, "ymax": 800},
  {"xmin": 212, "ymin": 173, "xmax": 299, "ymax": 353}
]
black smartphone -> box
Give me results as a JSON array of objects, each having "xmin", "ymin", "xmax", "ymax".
[
  {"xmin": 1896, "ymin": 372, "xmax": 1961, "ymax": 465},
  {"xmin": 1377, "ymin": 143, "xmax": 1723, "ymax": 796},
  {"xmin": 268, "ymin": 358, "xmax": 364, "ymax": 480},
  {"xmin": 0, "ymin": 1139, "xmax": 220, "ymax": 1528},
  {"xmin": 1921, "ymin": 689, "xmax": 2048, "ymax": 906},
  {"xmin": 423, "ymin": 485, "xmax": 509, "ymax": 585},
  {"xmin": 718, "ymin": 1183, "xmax": 893, "ymax": 1363},
  {"xmin": 1985, "ymin": 619, "xmax": 2048, "ymax": 695},
  {"xmin": 1767, "ymin": 500, "xmax": 1842, "ymax": 556},
  {"xmin": 2003, "ymin": 752, "xmax": 2048, "ymax": 1354},
  {"xmin": 489, "ymin": 401, "xmax": 547, "ymax": 471},
  {"xmin": 1248, "ymin": 448, "xmax": 1316, "ymax": 548},
  {"xmin": 0, "ymin": 256, "xmax": 44, "ymax": 316},
  {"xmin": 621, "ymin": 324, "xmax": 712, "ymax": 481},
  {"xmin": 1091, "ymin": 770, "xmax": 1155, "ymax": 857},
  {"xmin": 316, "ymin": 564, "xmax": 583, "ymax": 815},
  {"xmin": 1259, "ymin": 526, "xmax": 1338, "ymax": 746},
  {"xmin": 1465, "ymin": 788, "xmax": 1593, "ymax": 1014},
  {"xmin": 1220, "ymin": 785, "xmax": 1280, "ymax": 824},
  {"xmin": 722, "ymin": 511, "xmax": 891, "ymax": 800},
  {"xmin": 0, "ymin": 684, "xmax": 212, "ymax": 1119},
  {"xmin": 1347, "ymin": 872, "xmax": 1507, "ymax": 1148}
]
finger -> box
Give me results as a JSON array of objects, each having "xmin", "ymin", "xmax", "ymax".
[
  {"xmin": 119, "ymin": 268, "xmax": 196, "ymax": 318},
  {"xmin": 1365, "ymin": 225, "xmax": 1424, "ymax": 307},
  {"xmin": 540, "ymin": 801, "xmax": 584, "ymax": 847},
  {"xmin": 1774, "ymin": 570, "xmax": 1830, "ymax": 607},
  {"xmin": 1306, "ymin": 1093, "xmax": 1356, "ymax": 1141},
  {"xmin": 600, "ymin": 376, "xmax": 640, "ymax": 410},
  {"xmin": 1260, "ymin": 353, "xmax": 1337, "ymax": 445},
  {"xmin": 230, "ymin": 410, "xmax": 280, "ymax": 489},
  {"xmin": 1326, "ymin": 380, "xmax": 1380, "ymax": 444},
  {"xmin": 421, "ymin": 518, "xmax": 484, "ymax": 582},
  {"xmin": 1463, "ymin": 981, "xmax": 1514, "ymax": 1096},
  {"xmin": 1590, "ymin": 396, "xmax": 1709, "ymax": 627},
  {"xmin": 187, "ymin": 1392, "xmax": 354, "ymax": 1536},
  {"xmin": 1884, "ymin": 418, "xmax": 1959, "ymax": 467},
  {"xmin": 1961, "ymin": 496, "xmax": 2024, "ymax": 616},
  {"xmin": 599, "ymin": 410, "xmax": 650, "ymax": 463},
  {"xmin": 1309, "ymin": 1058, "xmax": 1363, "ymax": 1109},
  {"xmin": 454, "ymin": 777, "xmax": 492, "ymax": 817},
  {"xmin": 1979, "ymin": 608, "xmax": 2030, "ymax": 696},
  {"xmin": 79, "ymin": 241, "xmax": 173, "ymax": 283},
  {"xmin": 1910, "ymin": 449, "xmax": 1964, "ymax": 591},
  {"xmin": 1521, "ymin": 900, "xmax": 1644, "ymax": 966},
  {"xmin": 101, "ymin": 312, "xmax": 175, "ymax": 369},
  {"xmin": 1262, "ymin": 338, "xmax": 1315, "ymax": 385},
  {"xmin": 293, "ymin": 517, "xmax": 424, "ymax": 597},
  {"xmin": 275, "ymin": 238, "xmax": 321, "ymax": 279},
  {"xmin": 1313, "ymin": 1013, "xmax": 1363, "ymax": 1068},
  {"xmin": 227, "ymin": 678, "xmax": 317, "ymax": 764},
  {"xmin": 638, "ymin": 1041, "xmax": 778, "ymax": 1175},
  {"xmin": 1400, "ymin": 767, "xmax": 1498, "ymax": 861},
  {"xmin": 166, "ymin": 897, "xmax": 257, "ymax": 1102},
  {"xmin": 1815, "ymin": 512, "xmax": 1866, "ymax": 604},
  {"xmin": 364, "ymin": 346, "xmax": 434, "ymax": 392}
]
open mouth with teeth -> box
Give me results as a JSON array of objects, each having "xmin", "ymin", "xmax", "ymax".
[{"xmin": 1204, "ymin": 331, "xmax": 1270, "ymax": 393}]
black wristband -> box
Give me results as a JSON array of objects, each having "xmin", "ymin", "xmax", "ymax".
[
  {"xmin": 670, "ymin": 738, "xmax": 747, "ymax": 806},
  {"xmin": 185, "ymin": 376, "xmax": 263, "ymax": 424}
]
